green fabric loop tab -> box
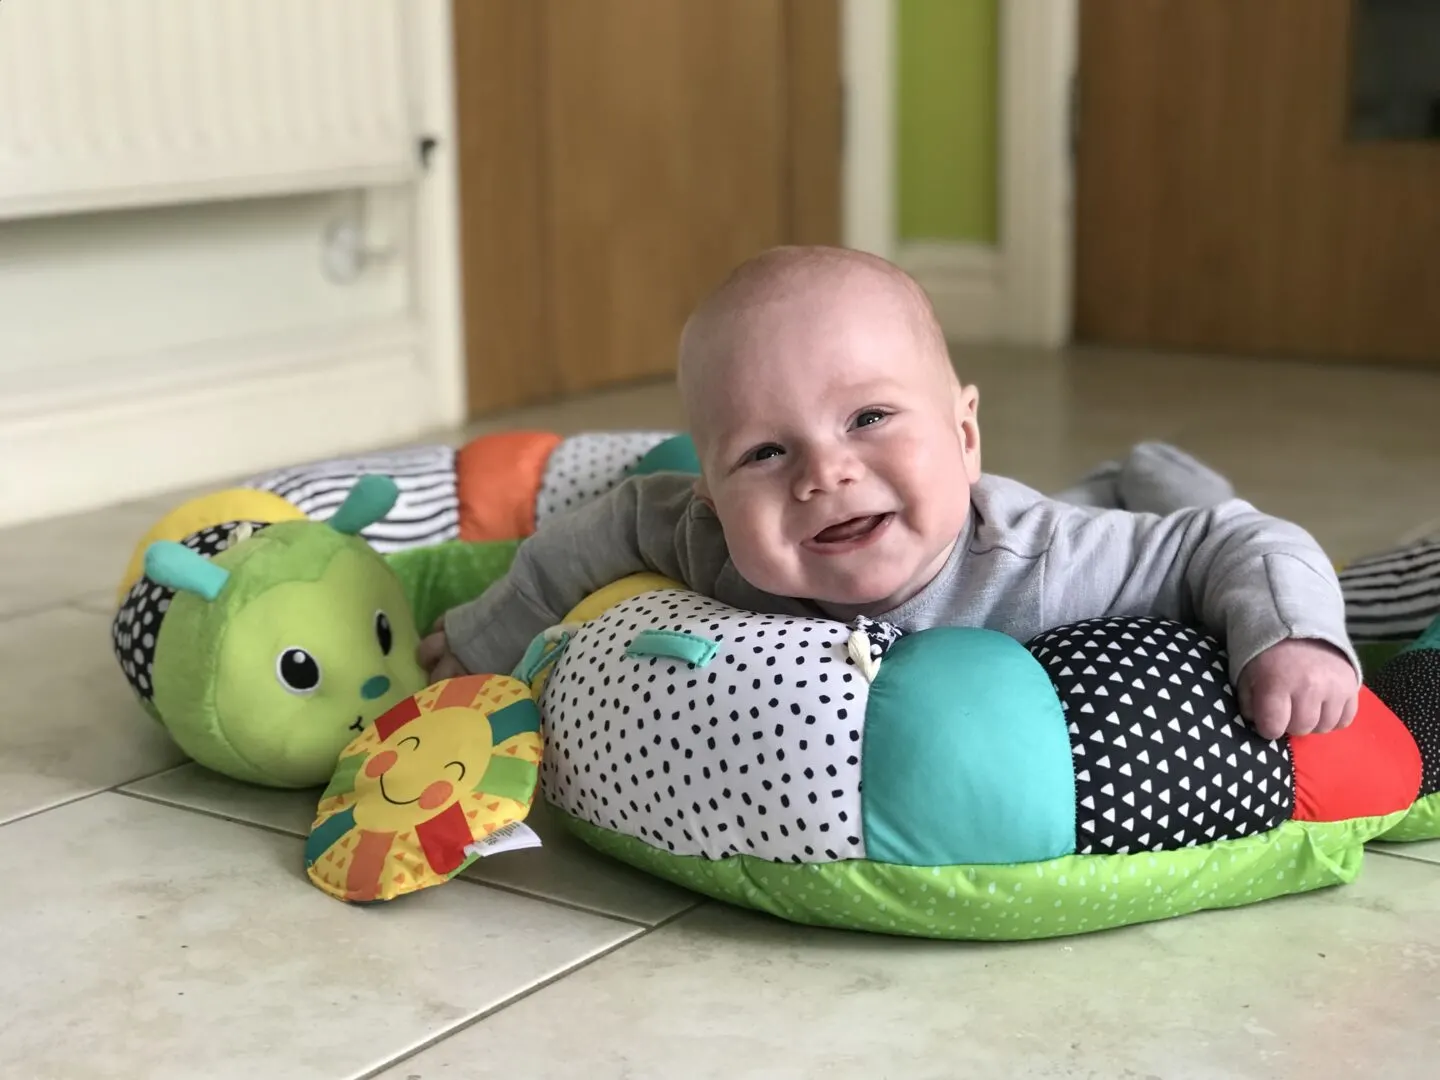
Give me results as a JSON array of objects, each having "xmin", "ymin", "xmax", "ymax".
[
  {"xmin": 625, "ymin": 629, "xmax": 718, "ymax": 668},
  {"xmin": 513, "ymin": 630, "xmax": 569, "ymax": 684}
]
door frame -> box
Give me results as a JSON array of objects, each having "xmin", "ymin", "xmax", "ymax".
[{"xmin": 841, "ymin": 0, "xmax": 1077, "ymax": 347}]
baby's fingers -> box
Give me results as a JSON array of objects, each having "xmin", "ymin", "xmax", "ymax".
[
  {"xmin": 1337, "ymin": 691, "xmax": 1359, "ymax": 730},
  {"xmin": 1312, "ymin": 689, "xmax": 1359, "ymax": 736},
  {"xmin": 1247, "ymin": 689, "xmax": 1293, "ymax": 742},
  {"xmin": 429, "ymin": 653, "xmax": 466, "ymax": 685},
  {"xmin": 416, "ymin": 630, "xmax": 448, "ymax": 668}
]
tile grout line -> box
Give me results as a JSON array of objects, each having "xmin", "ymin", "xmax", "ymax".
[
  {"xmin": 1, "ymin": 762, "xmax": 189, "ymax": 830},
  {"xmin": 1366, "ymin": 845, "xmax": 1440, "ymax": 869},
  {"xmin": 0, "ymin": 788, "xmax": 107, "ymax": 829},
  {"xmin": 447, "ymin": 872, "xmax": 679, "ymax": 928},
  {"xmin": 115, "ymin": 787, "xmax": 319, "ymax": 844},
  {"xmin": 113, "ymin": 787, "xmax": 701, "ymax": 927},
  {"xmin": 352, "ymin": 902, "xmax": 705, "ymax": 1080}
]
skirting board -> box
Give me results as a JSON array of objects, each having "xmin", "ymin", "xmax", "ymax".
[
  {"xmin": 0, "ymin": 345, "xmax": 448, "ymax": 529},
  {"xmin": 895, "ymin": 241, "xmax": 1002, "ymax": 342}
]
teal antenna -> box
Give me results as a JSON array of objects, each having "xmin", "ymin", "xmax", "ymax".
[
  {"xmin": 328, "ymin": 475, "xmax": 400, "ymax": 536},
  {"xmin": 144, "ymin": 541, "xmax": 230, "ymax": 601}
]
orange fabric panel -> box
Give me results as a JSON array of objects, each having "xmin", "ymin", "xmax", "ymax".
[
  {"xmin": 454, "ymin": 431, "xmax": 562, "ymax": 541},
  {"xmin": 1290, "ymin": 686, "xmax": 1423, "ymax": 822}
]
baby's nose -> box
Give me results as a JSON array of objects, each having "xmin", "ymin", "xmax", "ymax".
[{"xmin": 795, "ymin": 450, "xmax": 861, "ymax": 497}]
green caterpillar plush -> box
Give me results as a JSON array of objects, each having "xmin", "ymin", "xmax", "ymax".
[{"xmin": 111, "ymin": 477, "xmax": 429, "ymax": 787}]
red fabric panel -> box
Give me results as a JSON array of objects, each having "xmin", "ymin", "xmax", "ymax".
[
  {"xmin": 416, "ymin": 801, "xmax": 474, "ymax": 876},
  {"xmin": 372, "ymin": 696, "xmax": 422, "ymax": 741},
  {"xmin": 1290, "ymin": 686, "xmax": 1423, "ymax": 822}
]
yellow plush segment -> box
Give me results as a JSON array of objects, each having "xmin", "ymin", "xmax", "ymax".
[
  {"xmin": 116, "ymin": 487, "xmax": 305, "ymax": 601},
  {"xmin": 528, "ymin": 573, "xmax": 685, "ymax": 698},
  {"xmin": 562, "ymin": 572, "xmax": 684, "ymax": 624}
]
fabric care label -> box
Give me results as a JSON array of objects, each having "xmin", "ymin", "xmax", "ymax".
[{"xmin": 464, "ymin": 821, "xmax": 543, "ymax": 858}]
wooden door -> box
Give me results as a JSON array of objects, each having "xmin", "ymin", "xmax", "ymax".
[
  {"xmin": 453, "ymin": 0, "xmax": 841, "ymax": 416},
  {"xmin": 1075, "ymin": 0, "xmax": 1440, "ymax": 365}
]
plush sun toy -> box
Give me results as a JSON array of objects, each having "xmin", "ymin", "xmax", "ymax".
[{"xmin": 304, "ymin": 673, "xmax": 543, "ymax": 903}]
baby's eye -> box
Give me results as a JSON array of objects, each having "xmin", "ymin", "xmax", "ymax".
[
  {"xmin": 853, "ymin": 409, "xmax": 889, "ymax": 429},
  {"xmin": 745, "ymin": 444, "xmax": 785, "ymax": 464}
]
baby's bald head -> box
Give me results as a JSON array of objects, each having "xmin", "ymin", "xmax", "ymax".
[
  {"xmin": 669, "ymin": 246, "xmax": 982, "ymax": 614},
  {"xmin": 677, "ymin": 246, "xmax": 955, "ymax": 446}
]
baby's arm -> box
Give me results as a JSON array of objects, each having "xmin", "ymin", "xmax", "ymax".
[
  {"xmin": 437, "ymin": 472, "xmax": 712, "ymax": 676},
  {"xmin": 1042, "ymin": 498, "xmax": 1358, "ymax": 738}
]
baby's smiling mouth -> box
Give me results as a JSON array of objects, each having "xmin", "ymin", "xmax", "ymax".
[{"xmin": 811, "ymin": 513, "xmax": 893, "ymax": 545}]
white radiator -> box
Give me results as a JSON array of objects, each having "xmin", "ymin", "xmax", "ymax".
[
  {"xmin": 0, "ymin": 0, "xmax": 464, "ymax": 528},
  {"xmin": 0, "ymin": 0, "xmax": 417, "ymax": 220}
]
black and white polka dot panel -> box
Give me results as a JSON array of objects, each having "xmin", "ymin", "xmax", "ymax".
[
  {"xmin": 533, "ymin": 432, "xmax": 674, "ymax": 522},
  {"xmin": 1370, "ymin": 647, "xmax": 1440, "ymax": 798},
  {"xmin": 538, "ymin": 591, "xmax": 867, "ymax": 863},
  {"xmin": 111, "ymin": 521, "xmax": 270, "ymax": 702}
]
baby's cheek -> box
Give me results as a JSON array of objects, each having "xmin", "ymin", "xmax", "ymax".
[{"xmin": 726, "ymin": 523, "xmax": 795, "ymax": 593}]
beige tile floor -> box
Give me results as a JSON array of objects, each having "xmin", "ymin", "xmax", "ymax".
[{"xmin": 2, "ymin": 345, "xmax": 1438, "ymax": 1079}]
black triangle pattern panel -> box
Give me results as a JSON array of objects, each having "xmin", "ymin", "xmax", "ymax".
[{"xmin": 1027, "ymin": 617, "xmax": 1296, "ymax": 856}]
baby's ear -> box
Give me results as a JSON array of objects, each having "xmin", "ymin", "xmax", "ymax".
[
  {"xmin": 955, "ymin": 383, "xmax": 982, "ymax": 481},
  {"xmin": 692, "ymin": 475, "xmax": 716, "ymax": 511}
]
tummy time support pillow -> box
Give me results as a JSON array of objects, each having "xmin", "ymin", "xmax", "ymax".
[{"xmin": 513, "ymin": 577, "xmax": 1440, "ymax": 940}]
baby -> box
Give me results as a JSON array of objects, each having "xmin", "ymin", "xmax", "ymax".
[{"xmin": 420, "ymin": 246, "xmax": 1359, "ymax": 741}]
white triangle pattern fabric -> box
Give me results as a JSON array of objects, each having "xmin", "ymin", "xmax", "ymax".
[{"xmin": 1028, "ymin": 617, "xmax": 1295, "ymax": 856}]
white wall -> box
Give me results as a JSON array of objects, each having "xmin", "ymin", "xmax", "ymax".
[
  {"xmin": 0, "ymin": 194, "xmax": 410, "ymax": 386},
  {"xmin": 0, "ymin": 0, "xmax": 463, "ymax": 528}
]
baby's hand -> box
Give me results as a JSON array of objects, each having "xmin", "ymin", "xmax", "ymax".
[
  {"xmin": 417, "ymin": 617, "xmax": 468, "ymax": 685},
  {"xmin": 1237, "ymin": 639, "xmax": 1359, "ymax": 741}
]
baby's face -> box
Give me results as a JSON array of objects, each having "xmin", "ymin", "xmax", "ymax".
[{"xmin": 690, "ymin": 285, "xmax": 980, "ymax": 613}]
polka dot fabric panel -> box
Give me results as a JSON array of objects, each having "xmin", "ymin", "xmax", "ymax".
[
  {"xmin": 111, "ymin": 521, "xmax": 271, "ymax": 702},
  {"xmin": 1369, "ymin": 646, "xmax": 1440, "ymax": 798},
  {"xmin": 534, "ymin": 432, "xmax": 676, "ymax": 522},
  {"xmin": 1027, "ymin": 617, "xmax": 1294, "ymax": 855},
  {"xmin": 538, "ymin": 590, "xmax": 868, "ymax": 863}
]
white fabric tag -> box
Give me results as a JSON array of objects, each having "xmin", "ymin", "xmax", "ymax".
[{"xmin": 463, "ymin": 821, "xmax": 543, "ymax": 858}]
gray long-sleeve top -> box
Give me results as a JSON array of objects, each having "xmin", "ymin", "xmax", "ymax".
[{"xmin": 444, "ymin": 471, "xmax": 1357, "ymax": 685}]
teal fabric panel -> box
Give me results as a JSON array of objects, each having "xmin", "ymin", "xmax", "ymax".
[
  {"xmin": 861, "ymin": 627, "xmax": 1076, "ymax": 865},
  {"xmin": 629, "ymin": 434, "xmax": 701, "ymax": 477}
]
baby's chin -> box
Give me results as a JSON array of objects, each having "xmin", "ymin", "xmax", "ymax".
[{"xmin": 767, "ymin": 567, "xmax": 927, "ymax": 616}]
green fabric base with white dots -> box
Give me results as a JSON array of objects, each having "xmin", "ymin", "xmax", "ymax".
[
  {"xmin": 1377, "ymin": 792, "xmax": 1440, "ymax": 843},
  {"xmin": 562, "ymin": 811, "xmax": 1405, "ymax": 940}
]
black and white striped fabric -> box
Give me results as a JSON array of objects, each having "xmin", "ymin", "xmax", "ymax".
[
  {"xmin": 1341, "ymin": 539, "xmax": 1440, "ymax": 643},
  {"xmin": 243, "ymin": 445, "xmax": 460, "ymax": 553}
]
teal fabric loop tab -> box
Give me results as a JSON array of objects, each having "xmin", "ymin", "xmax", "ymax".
[
  {"xmin": 626, "ymin": 629, "xmax": 718, "ymax": 668},
  {"xmin": 513, "ymin": 630, "xmax": 570, "ymax": 684}
]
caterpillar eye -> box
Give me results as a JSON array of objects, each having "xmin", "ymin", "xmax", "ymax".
[{"xmin": 276, "ymin": 648, "xmax": 322, "ymax": 694}]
